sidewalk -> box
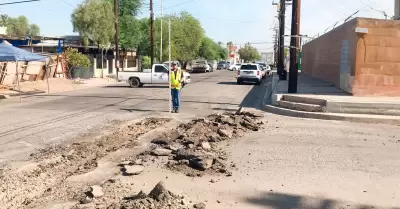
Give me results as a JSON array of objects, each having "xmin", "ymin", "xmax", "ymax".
[
  {"xmin": 265, "ymin": 73, "xmax": 400, "ymax": 124},
  {"xmin": 0, "ymin": 78, "xmax": 122, "ymax": 98}
]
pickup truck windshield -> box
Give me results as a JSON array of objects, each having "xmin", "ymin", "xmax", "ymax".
[
  {"xmin": 195, "ymin": 61, "xmax": 206, "ymax": 64},
  {"xmin": 240, "ymin": 65, "xmax": 258, "ymax": 70}
]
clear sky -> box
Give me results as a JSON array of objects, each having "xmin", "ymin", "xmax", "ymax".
[{"xmin": 0, "ymin": 0, "xmax": 394, "ymax": 52}]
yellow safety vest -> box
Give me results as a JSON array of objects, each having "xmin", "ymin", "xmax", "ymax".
[{"xmin": 170, "ymin": 68, "xmax": 182, "ymax": 90}]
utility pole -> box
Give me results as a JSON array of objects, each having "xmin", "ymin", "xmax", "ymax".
[
  {"xmin": 150, "ymin": 0, "xmax": 154, "ymax": 67},
  {"xmin": 288, "ymin": 0, "xmax": 301, "ymax": 93},
  {"xmin": 273, "ymin": 25, "xmax": 279, "ymax": 67},
  {"xmin": 278, "ymin": 0, "xmax": 287, "ymax": 80},
  {"xmin": 160, "ymin": 0, "xmax": 163, "ymax": 62},
  {"xmin": 114, "ymin": 0, "xmax": 119, "ymax": 79}
]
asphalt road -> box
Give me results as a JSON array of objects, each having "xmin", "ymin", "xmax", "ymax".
[{"xmin": 0, "ymin": 70, "xmax": 268, "ymax": 163}]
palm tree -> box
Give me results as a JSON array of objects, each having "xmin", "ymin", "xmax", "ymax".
[{"xmin": 0, "ymin": 14, "xmax": 8, "ymax": 27}]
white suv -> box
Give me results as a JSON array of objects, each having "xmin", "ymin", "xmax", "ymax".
[{"xmin": 237, "ymin": 63, "xmax": 263, "ymax": 85}]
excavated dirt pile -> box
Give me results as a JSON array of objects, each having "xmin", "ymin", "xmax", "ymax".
[
  {"xmin": 72, "ymin": 181, "xmax": 205, "ymax": 209},
  {"xmin": 142, "ymin": 110, "xmax": 265, "ymax": 177},
  {"xmin": 0, "ymin": 117, "xmax": 170, "ymax": 209}
]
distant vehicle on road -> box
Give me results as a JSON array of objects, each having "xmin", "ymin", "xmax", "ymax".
[
  {"xmin": 217, "ymin": 61, "xmax": 228, "ymax": 70},
  {"xmin": 118, "ymin": 64, "xmax": 191, "ymax": 88},
  {"xmin": 163, "ymin": 61, "xmax": 181, "ymax": 68},
  {"xmin": 192, "ymin": 60, "xmax": 211, "ymax": 73},
  {"xmin": 228, "ymin": 63, "xmax": 242, "ymax": 71},
  {"xmin": 237, "ymin": 63, "xmax": 263, "ymax": 85}
]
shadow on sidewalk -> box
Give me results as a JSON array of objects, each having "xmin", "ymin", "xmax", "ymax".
[{"xmin": 244, "ymin": 192, "xmax": 398, "ymax": 209}]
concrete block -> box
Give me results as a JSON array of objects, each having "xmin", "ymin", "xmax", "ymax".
[
  {"xmin": 0, "ymin": 94, "xmax": 10, "ymax": 99},
  {"xmin": 264, "ymin": 104, "xmax": 400, "ymax": 125},
  {"xmin": 276, "ymin": 100, "xmax": 323, "ymax": 112},
  {"xmin": 271, "ymin": 94, "xmax": 283, "ymax": 105},
  {"xmin": 282, "ymin": 95, "xmax": 327, "ymax": 106}
]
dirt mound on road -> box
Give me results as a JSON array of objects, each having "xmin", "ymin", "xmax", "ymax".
[
  {"xmin": 142, "ymin": 110, "xmax": 265, "ymax": 177},
  {"xmin": 0, "ymin": 117, "xmax": 170, "ymax": 209},
  {"xmin": 72, "ymin": 181, "xmax": 204, "ymax": 209}
]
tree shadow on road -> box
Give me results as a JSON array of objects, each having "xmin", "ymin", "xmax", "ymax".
[{"xmin": 244, "ymin": 192, "xmax": 399, "ymax": 209}]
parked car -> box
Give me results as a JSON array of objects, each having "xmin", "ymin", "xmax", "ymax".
[
  {"xmin": 217, "ymin": 61, "xmax": 228, "ymax": 70},
  {"xmin": 237, "ymin": 63, "xmax": 262, "ymax": 85},
  {"xmin": 118, "ymin": 64, "xmax": 191, "ymax": 88},
  {"xmin": 228, "ymin": 63, "xmax": 242, "ymax": 71},
  {"xmin": 192, "ymin": 60, "xmax": 210, "ymax": 73}
]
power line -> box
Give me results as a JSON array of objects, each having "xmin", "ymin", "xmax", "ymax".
[
  {"xmin": 59, "ymin": 0, "xmax": 75, "ymax": 8},
  {"xmin": 156, "ymin": 0, "xmax": 198, "ymax": 11},
  {"xmin": 0, "ymin": 0, "xmax": 39, "ymax": 6}
]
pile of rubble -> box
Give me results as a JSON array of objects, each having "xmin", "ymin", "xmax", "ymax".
[
  {"xmin": 73, "ymin": 182, "xmax": 206, "ymax": 209},
  {"xmin": 143, "ymin": 110, "xmax": 265, "ymax": 176},
  {"xmin": 0, "ymin": 118, "xmax": 170, "ymax": 209}
]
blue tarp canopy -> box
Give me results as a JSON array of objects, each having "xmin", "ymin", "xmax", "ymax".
[{"xmin": 0, "ymin": 41, "xmax": 46, "ymax": 62}]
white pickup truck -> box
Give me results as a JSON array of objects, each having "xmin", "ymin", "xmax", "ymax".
[{"xmin": 118, "ymin": 64, "xmax": 191, "ymax": 88}]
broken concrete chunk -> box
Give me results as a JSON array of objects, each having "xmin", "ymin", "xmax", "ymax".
[
  {"xmin": 200, "ymin": 142, "xmax": 211, "ymax": 150},
  {"xmin": 243, "ymin": 110, "xmax": 264, "ymax": 118},
  {"xmin": 192, "ymin": 157, "xmax": 214, "ymax": 171},
  {"xmin": 151, "ymin": 138, "xmax": 170, "ymax": 145},
  {"xmin": 120, "ymin": 161, "xmax": 132, "ymax": 166},
  {"xmin": 194, "ymin": 202, "xmax": 206, "ymax": 209},
  {"xmin": 151, "ymin": 148, "xmax": 172, "ymax": 156},
  {"xmin": 148, "ymin": 181, "xmax": 170, "ymax": 201},
  {"xmin": 124, "ymin": 165, "xmax": 144, "ymax": 175},
  {"xmin": 134, "ymin": 159, "xmax": 143, "ymax": 165},
  {"xmin": 90, "ymin": 185, "xmax": 104, "ymax": 198},
  {"xmin": 217, "ymin": 128, "xmax": 233, "ymax": 138}
]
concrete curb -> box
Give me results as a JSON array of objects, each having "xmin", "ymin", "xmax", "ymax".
[
  {"xmin": 264, "ymin": 104, "xmax": 400, "ymax": 125},
  {"xmin": 0, "ymin": 94, "xmax": 10, "ymax": 99}
]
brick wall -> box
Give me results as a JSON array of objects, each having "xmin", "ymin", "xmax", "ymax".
[
  {"xmin": 302, "ymin": 17, "xmax": 400, "ymax": 96},
  {"xmin": 302, "ymin": 19, "xmax": 358, "ymax": 89},
  {"xmin": 353, "ymin": 18, "xmax": 400, "ymax": 96}
]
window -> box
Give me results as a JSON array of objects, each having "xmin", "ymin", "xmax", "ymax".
[
  {"xmin": 240, "ymin": 64, "xmax": 258, "ymax": 70},
  {"xmin": 154, "ymin": 65, "xmax": 167, "ymax": 73}
]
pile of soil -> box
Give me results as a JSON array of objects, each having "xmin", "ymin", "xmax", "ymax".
[
  {"xmin": 72, "ymin": 181, "xmax": 205, "ymax": 209},
  {"xmin": 142, "ymin": 110, "xmax": 265, "ymax": 177},
  {"xmin": 0, "ymin": 117, "xmax": 170, "ymax": 209}
]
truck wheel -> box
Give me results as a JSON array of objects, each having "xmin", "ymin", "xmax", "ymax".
[{"xmin": 129, "ymin": 78, "xmax": 140, "ymax": 88}]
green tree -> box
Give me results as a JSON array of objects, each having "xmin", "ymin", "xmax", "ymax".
[
  {"xmin": 284, "ymin": 48, "xmax": 289, "ymax": 57},
  {"xmin": 238, "ymin": 43, "xmax": 260, "ymax": 62},
  {"xmin": 29, "ymin": 24, "xmax": 40, "ymax": 36},
  {"xmin": 104, "ymin": 0, "xmax": 142, "ymax": 49},
  {"xmin": 198, "ymin": 37, "xmax": 217, "ymax": 60},
  {"xmin": 156, "ymin": 12, "xmax": 204, "ymax": 61},
  {"xmin": 141, "ymin": 56, "xmax": 151, "ymax": 69},
  {"xmin": 71, "ymin": 0, "xmax": 114, "ymax": 46},
  {"xmin": 5, "ymin": 15, "xmax": 40, "ymax": 36},
  {"xmin": 218, "ymin": 46, "xmax": 228, "ymax": 60},
  {"xmin": 0, "ymin": 14, "xmax": 8, "ymax": 27},
  {"xmin": 198, "ymin": 37, "xmax": 227, "ymax": 61},
  {"xmin": 65, "ymin": 48, "xmax": 91, "ymax": 70}
]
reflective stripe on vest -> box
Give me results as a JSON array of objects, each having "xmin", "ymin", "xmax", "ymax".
[{"xmin": 170, "ymin": 69, "xmax": 182, "ymax": 90}]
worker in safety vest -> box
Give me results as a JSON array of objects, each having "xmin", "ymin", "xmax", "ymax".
[{"xmin": 170, "ymin": 61, "xmax": 183, "ymax": 113}]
